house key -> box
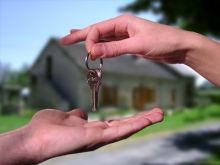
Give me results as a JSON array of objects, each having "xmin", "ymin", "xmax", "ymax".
[{"xmin": 85, "ymin": 53, "xmax": 103, "ymax": 112}]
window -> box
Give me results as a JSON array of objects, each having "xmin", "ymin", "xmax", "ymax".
[
  {"xmin": 171, "ymin": 89, "xmax": 176, "ymax": 103},
  {"xmin": 31, "ymin": 75, "xmax": 37, "ymax": 86},
  {"xmin": 132, "ymin": 87, "xmax": 156, "ymax": 110},
  {"xmin": 46, "ymin": 56, "xmax": 52, "ymax": 80},
  {"xmin": 101, "ymin": 86, "xmax": 118, "ymax": 106}
]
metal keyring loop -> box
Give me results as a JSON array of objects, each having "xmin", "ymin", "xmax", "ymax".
[{"xmin": 85, "ymin": 52, "xmax": 103, "ymax": 70}]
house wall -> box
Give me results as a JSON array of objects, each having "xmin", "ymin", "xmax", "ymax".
[
  {"xmin": 80, "ymin": 71, "xmax": 187, "ymax": 111},
  {"xmin": 158, "ymin": 79, "xmax": 185, "ymax": 109},
  {"xmin": 29, "ymin": 77, "xmax": 69, "ymax": 111},
  {"xmin": 77, "ymin": 69, "xmax": 93, "ymax": 111},
  {"xmin": 30, "ymin": 42, "xmax": 81, "ymax": 110}
]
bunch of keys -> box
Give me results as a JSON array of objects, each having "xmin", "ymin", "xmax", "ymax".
[{"xmin": 85, "ymin": 52, "xmax": 103, "ymax": 112}]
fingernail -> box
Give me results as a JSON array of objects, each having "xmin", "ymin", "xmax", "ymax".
[
  {"xmin": 144, "ymin": 113, "xmax": 164, "ymax": 124},
  {"xmin": 92, "ymin": 44, "xmax": 105, "ymax": 57},
  {"xmin": 90, "ymin": 54, "xmax": 96, "ymax": 61}
]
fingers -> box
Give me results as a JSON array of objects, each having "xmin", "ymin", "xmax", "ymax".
[
  {"xmin": 105, "ymin": 108, "xmax": 164, "ymax": 126},
  {"xmin": 89, "ymin": 38, "xmax": 140, "ymax": 60},
  {"xmin": 60, "ymin": 26, "xmax": 91, "ymax": 45},
  {"xmin": 70, "ymin": 29, "xmax": 80, "ymax": 34},
  {"xmin": 101, "ymin": 109, "xmax": 164, "ymax": 143},
  {"xmin": 60, "ymin": 16, "xmax": 119, "ymax": 45},
  {"xmin": 67, "ymin": 109, "xmax": 88, "ymax": 120},
  {"xmin": 60, "ymin": 14, "xmax": 135, "ymax": 57},
  {"xmin": 146, "ymin": 108, "xmax": 164, "ymax": 116}
]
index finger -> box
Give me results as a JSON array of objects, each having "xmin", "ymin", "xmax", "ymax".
[
  {"xmin": 60, "ymin": 15, "xmax": 130, "ymax": 51},
  {"xmin": 60, "ymin": 26, "xmax": 91, "ymax": 45},
  {"xmin": 60, "ymin": 17, "xmax": 119, "ymax": 46}
]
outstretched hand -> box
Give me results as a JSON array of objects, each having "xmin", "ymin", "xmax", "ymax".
[
  {"xmin": 60, "ymin": 14, "xmax": 220, "ymax": 87},
  {"xmin": 23, "ymin": 108, "xmax": 163, "ymax": 164},
  {"xmin": 61, "ymin": 14, "xmax": 189, "ymax": 64}
]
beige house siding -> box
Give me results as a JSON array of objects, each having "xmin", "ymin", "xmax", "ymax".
[{"xmin": 30, "ymin": 42, "xmax": 81, "ymax": 110}]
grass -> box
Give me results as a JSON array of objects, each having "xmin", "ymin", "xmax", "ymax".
[
  {"xmin": 0, "ymin": 109, "xmax": 38, "ymax": 133},
  {"xmin": 134, "ymin": 104, "xmax": 220, "ymax": 137},
  {"xmin": 0, "ymin": 115, "xmax": 32, "ymax": 133},
  {"xmin": 201, "ymin": 149, "xmax": 220, "ymax": 165}
]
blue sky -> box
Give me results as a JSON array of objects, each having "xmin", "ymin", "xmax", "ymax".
[
  {"xmin": 1, "ymin": 0, "xmax": 158, "ymax": 69},
  {"xmin": 0, "ymin": 0, "xmax": 205, "ymax": 85}
]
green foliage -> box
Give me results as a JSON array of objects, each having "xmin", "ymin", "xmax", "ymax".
[
  {"xmin": 197, "ymin": 90, "xmax": 220, "ymax": 104},
  {"xmin": 202, "ymin": 149, "xmax": 220, "ymax": 165},
  {"xmin": 183, "ymin": 104, "xmax": 220, "ymax": 122},
  {"xmin": 24, "ymin": 109, "xmax": 39, "ymax": 117},
  {"xmin": 0, "ymin": 64, "xmax": 30, "ymax": 87},
  {"xmin": 7, "ymin": 69, "xmax": 30, "ymax": 87},
  {"xmin": 134, "ymin": 104, "xmax": 220, "ymax": 137},
  {"xmin": 120, "ymin": 0, "xmax": 220, "ymax": 38}
]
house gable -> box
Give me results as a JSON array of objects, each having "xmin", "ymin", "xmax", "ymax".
[{"xmin": 29, "ymin": 38, "xmax": 85, "ymax": 110}]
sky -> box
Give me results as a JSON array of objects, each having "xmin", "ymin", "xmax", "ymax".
[{"xmin": 0, "ymin": 0, "xmax": 206, "ymax": 85}]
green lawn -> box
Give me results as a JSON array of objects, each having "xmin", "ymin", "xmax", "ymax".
[{"xmin": 0, "ymin": 115, "xmax": 32, "ymax": 133}]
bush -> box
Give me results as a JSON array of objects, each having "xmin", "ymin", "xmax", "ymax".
[
  {"xmin": 204, "ymin": 104, "xmax": 220, "ymax": 118},
  {"xmin": 24, "ymin": 109, "xmax": 38, "ymax": 117}
]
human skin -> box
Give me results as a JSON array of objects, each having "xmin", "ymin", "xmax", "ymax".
[
  {"xmin": 61, "ymin": 14, "xmax": 220, "ymax": 87},
  {"xmin": 0, "ymin": 108, "xmax": 164, "ymax": 165}
]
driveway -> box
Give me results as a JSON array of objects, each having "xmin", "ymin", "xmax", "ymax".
[{"xmin": 40, "ymin": 122, "xmax": 220, "ymax": 165}]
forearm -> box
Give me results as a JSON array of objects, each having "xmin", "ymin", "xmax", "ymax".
[
  {"xmin": 0, "ymin": 126, "xmax": 36, "ymax": 165},
  {"xmin": 184, "ymin": 32, "xmax": 220, "ymax": 87}
]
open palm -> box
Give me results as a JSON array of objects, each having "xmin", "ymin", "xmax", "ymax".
[{"xmin": 27, "ymin": 108, "xmax": 163, "ymax": 163}]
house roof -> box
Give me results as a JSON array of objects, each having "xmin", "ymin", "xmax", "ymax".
[{"xmin": 32, "ymin": 38, "xmax": 195, "ymax": 80}]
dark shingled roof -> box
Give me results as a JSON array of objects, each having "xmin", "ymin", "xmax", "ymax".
[{"xmin": 34, "ymin": 38, "xmax": 195, "ymax": 80}]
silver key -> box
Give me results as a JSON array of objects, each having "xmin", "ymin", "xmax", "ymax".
[
  {"xmin": 87, "ymin": 69, "xmax": 102, "ymax": 112},
  {"xmin": 85, "ymin": 52, "xmax": 103, "ymax": 112}
]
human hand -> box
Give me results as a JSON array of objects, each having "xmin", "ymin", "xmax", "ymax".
[
  {"xmin": 29, "ymin": 108, "xmax": 163, "ymax": 163},
  {"xmin": 0, "ymin": 108, "xmax": 163, "ymax": 165},
  {"xmin": 61, "ymin": 14, "xmax": 190, "ymax": 64}
]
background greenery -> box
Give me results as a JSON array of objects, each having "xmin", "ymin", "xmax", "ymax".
[
  {"xmin": 120, "ymin": 0, "xmax": 220, "ymax": 38},
  {"xmin": 1, "ymin": 104, "xmax": 219, "ymax": 134}
]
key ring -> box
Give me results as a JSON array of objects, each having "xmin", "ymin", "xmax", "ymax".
[{"xmin": 85, "ymin": 52, "xmax": 103, "ymax": 70}]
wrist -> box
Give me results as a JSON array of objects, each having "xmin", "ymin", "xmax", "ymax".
[
  {"xmin": 0, "ymin": 126, "xmax": 38, "ymax": 165},
  {"xmin": 183, "ymin": 31, "xmax": 205, "ymax": 68},
  {"xmin": 183, "ymin": 31, "xmax": 220, "ymax": 86}
]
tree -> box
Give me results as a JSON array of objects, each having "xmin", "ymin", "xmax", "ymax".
[
  {"xmin": 120, "ymin": 0, "xmax": 220, "ymax": 38},
  {"xmin": 7, "ymin": 65, "xmax": 30, "ymax": 87},
  {"xmin": 0, "ymin": 62, "xmax": 11, "ymax": 85},
  {"xmin": 0, "ymin": 62, "xmax": 30, "ymax": 87}
]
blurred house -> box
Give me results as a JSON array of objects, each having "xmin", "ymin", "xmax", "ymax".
[
  {"xmin": 28, "ymin": 38, "xmax": 195, "ymax": 112},
  {"xmin": 197, "ymin": 80, "xmax": 220, "ymax": 104},
  {"xmin": 1, "ymin": 85, "xmax": 24, "ymax": 115}
]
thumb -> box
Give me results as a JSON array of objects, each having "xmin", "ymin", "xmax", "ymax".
[
  {"xmin": 67, "ymin": 109, "xmax": 88, "ymax": 120},
  {"xmin": 91, "ymin": 38, "xmax": 140, "ymax": 59}
]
